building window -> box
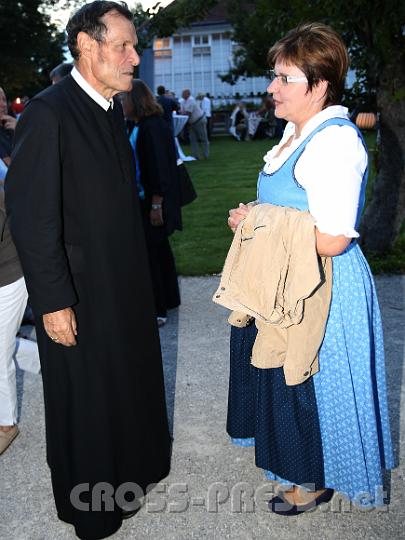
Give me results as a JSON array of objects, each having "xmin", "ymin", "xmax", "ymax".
[
  {"xmin": 193, "ymin": 46, "xmax": 211, "ymax": 56},
  {"xmin": 154, "ymin": 37, "xmax": 171, "ymax": 50},
  {"xmin": 193, "ymin": 35, "xmax": 210, "ymax": 46},
  {"xmin": 154, "ymin": 50, "xmax": 172, "ymax": 58}
]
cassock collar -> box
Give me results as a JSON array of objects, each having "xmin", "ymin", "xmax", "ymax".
[{"xmin": 71, "ymin": 66, "xmax": 114, "ymax": 112}]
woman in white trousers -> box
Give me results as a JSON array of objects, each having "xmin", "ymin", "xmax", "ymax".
[{"xmin": 1, "ymin": 178, "xmax": 40, "ymax": 454}]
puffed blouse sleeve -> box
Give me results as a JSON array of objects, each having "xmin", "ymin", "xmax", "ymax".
[{"xmin": 294, "ymin": 125, "xmax": 368, "ymax": 238}]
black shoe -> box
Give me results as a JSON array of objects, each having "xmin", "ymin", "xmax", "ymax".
[
  {"xmin": 268, "ymin": 488, "xmax": 334, "ymax": 516},
  {"xmin": 122, "ymin": 505, "xmax": 141, "ymax": 520}
]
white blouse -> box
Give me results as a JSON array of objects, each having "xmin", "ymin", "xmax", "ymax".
[{"xmin": 262, "ymin": 106, "xmax": 367, "ymax": 238}]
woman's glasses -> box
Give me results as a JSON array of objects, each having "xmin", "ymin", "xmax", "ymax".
[{"xmin": 267, "ymin": 69, "xmax": 308, "ymax": 86}]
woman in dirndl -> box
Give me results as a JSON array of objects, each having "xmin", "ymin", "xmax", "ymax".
[{"xmin": 226, "ymin": 22, "xmax": 394, "ymax": 515}]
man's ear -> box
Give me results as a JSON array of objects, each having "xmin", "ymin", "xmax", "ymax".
[{"xmin": 77, "ymin": 31, "xmax": 93, "ymax": 59}]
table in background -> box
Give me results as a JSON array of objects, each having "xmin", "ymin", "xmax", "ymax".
[{"xmin": 172, "ymin": 115, "xmax": 196, "ymax": 162}]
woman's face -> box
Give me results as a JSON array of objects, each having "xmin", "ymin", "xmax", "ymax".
[
  {"xmin": 267, "ymin": 61, "xmax": 326, "ymax": 130},
  {"xmin": 0, "ymin": 88, "xmax": 7, "ymax": 116}
]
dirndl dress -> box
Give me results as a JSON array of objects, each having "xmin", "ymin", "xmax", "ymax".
[{"xmin": 227, "ymin": 118, "xmax": 394, "ymax": 506}]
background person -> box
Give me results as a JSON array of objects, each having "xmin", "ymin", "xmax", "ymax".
[
  {"xmin": 5, "ymin": 2, "xmax": 171, "ymax": 538},
  {"xmin": 181, "ymin": 88, "xmax": 209, "ymax": 159},
  {"xmin": 253, "ymin": 94, "xmax": 276, "ymax": 139},
  {"xmin": 229, "ymin": 101, "xmax": 249, "ymax": 141},
  {"xmin": 201, "ymin": 92, "xmax": 212, "ymax": 140},
  {"xmin": 0, "ymin": 87, "xmax": 17, "ymax": 167},
  {"xmin": 0, "ymin": 177, "xmax": 40, "ymax": 455},
  {"xmin": 156, "ymin": 84, "xmax": 178, "ymax": 130},
  {"xmin": 49, "ymin": 62, "xmax": 73, "ymax": 84},
  {"xmin": 226, "ymin": 22, "xmax": 393, "ymax": 515},
  {"xmin": 123, "ymin": 79, "xmax": 181, "ymax": 327},
  {"xmin": 1, "ymin": 86, "xmax": 37, "ymax": 331}
]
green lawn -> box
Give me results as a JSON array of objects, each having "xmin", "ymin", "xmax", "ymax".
[{"xmin": 171, "ymin": 134, "xmax": 405, "ymax": 275}]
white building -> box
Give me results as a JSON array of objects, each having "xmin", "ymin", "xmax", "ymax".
[{"xmin": 140, "ymin": 3, "xmax": 267, "ymax": 104}]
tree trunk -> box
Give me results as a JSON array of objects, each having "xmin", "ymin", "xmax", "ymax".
[{"xmin": 360, "ymin": 68, "xmax": 405, "ymax": 253}]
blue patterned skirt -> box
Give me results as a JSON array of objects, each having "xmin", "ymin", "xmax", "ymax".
[{"xmin": 227, "ymin": 243, "xmax": 394, "ymax": 506}]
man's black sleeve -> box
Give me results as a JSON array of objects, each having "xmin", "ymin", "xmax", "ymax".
[{"xmin": 5, "ymin": 98, "xmax": 77, "ymax": 315}]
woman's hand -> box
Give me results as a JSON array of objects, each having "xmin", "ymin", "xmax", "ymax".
[
  {"xmin": 150, "ymin": 195, "xmax": 164, "ymax": 227},
  {"xmin": 228, "ymin": 203, "xmax": 252, "ymax": 232},
  {"xmin": 150, "ymin": 207, "xmax": 164, "ymax": 227},
  {"xmin": 315, "ymin": 229, "xmax": 351, "ymax": 256}
]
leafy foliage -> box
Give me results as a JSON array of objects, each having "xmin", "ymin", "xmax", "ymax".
[
  {"xmin": 139, "ymin": 0, "xmax": 405, "ymax": 111},
  {"xmin": 144, "ymin": 0, "xmax": 218, "ymax": 38},
  {"xmin": 0, "ymin": 0, "xmax": 71, "ymax": 97},
  {"xmin": 131, "ymin": 2, "xmax": 154, "ymax": 54},
  {"xmin": 226, "ymin": 0, "xmax": 405, "ymax": 110}
]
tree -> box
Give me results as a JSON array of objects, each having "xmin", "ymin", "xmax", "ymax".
[
  {"xmin": 0, "ymin": 0, "xmax": 69, "ymax": 98},
  {"xmin": 225, "ymin": 0, "xmax": 405, "ymax": 253},
  {"xmin": 144, "ymin": 0, "xmax": 218, "ymax": 37},
  {"xmin": 131, "ymin": 2, "xmax": 157, "ymax": 55},
  {"xmin": 130, "ymin": 0, "xmax": 405, "ymax": 252}
]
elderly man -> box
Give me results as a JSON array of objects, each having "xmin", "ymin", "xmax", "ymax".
[
  {"xmin": 5, "ymin": 2, "xmax": 171, "ymax": 539},
  {"xmin": 181, "ymin": 88, "xmax": 209, "ymax": 159}
]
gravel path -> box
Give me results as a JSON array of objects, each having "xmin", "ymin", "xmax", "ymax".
[{"xmin": 1, "ymin": 275, "xmax": 404, "ymax": 540}]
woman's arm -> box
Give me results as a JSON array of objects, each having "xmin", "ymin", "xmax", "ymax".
[
  {"xmin": 295, "ymin": 124, "xmax": 367, "ymax": 255},
  {"xmin": 315, "ymin": 229, "xmax": 351, "ymax": 256}
]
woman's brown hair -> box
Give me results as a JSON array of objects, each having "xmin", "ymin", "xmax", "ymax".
[
  {"xmin": 124, "ymin": 79, "xmax": 163, "ymax": 120},
  {"xmin": 268, "ymin": 22, "xmax": 349, "ymax": 107}
]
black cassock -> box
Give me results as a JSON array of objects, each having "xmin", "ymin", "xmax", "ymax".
[{"xmin": 5, "ymin": 76, "xmax": 171, "ymax": 540}]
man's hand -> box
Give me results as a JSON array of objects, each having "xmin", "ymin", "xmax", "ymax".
[
  {"xmin": 0, "ymin": 114, "xmax": 17, "ymax": 131},
  {"xmin": 43, "ymin": 307, "xmax": 78, "ymax": 347},
  {"xmin": 228, "ymin": 203, "xmax": 251, "ymax": 232}
]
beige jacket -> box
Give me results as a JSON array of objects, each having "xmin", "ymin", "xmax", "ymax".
[{"xmin": 213, "ymin": 203, "xmax": 332, "ymax": 385}]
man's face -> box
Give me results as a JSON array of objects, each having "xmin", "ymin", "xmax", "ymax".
[
  {"xmin": 182, "ymin": 90, "xmax": 190, "ymax": 100},
  {"xmin": 88, "ymin": 11, "xmax": 139, "ymax": 97}
]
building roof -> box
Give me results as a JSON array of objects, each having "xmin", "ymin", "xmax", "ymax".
[
  {"xmin": 187, "ymin": 1, "xmax": 254, "ymax": 27},
  {"xmin": 191, "ymin": 2, "xmax": 230, "ymax": 25}
]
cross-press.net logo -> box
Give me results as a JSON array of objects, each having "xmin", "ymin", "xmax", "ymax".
[{"xmin": 70, "ymin": 481, "xmax": 389, "ymax": 513}]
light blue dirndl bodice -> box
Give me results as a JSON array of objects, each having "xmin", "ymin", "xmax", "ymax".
[{"xmin": 257, "ymin": 117, "xmax": 366, "ymax": 221}]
